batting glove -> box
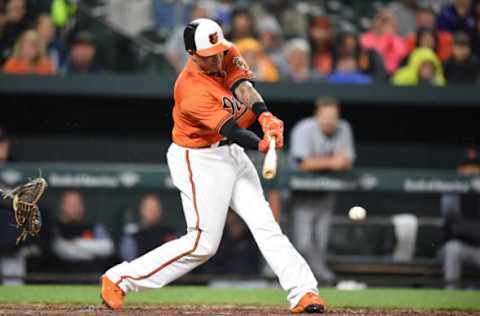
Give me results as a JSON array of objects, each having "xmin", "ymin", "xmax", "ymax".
[{"xmin": 258, "ymin": 112, "xmax": 284, "ymax": 149}]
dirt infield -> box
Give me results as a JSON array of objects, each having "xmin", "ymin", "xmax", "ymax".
[{"xmin": 1, "ymin": 305, "xmax": 479, "ymax": 316}]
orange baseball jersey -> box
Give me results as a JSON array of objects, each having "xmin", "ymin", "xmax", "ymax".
[{"xmin": 172, "ymin": 45, "xmax": 256, "ymax": 148}]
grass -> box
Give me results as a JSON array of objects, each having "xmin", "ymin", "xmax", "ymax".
[{"xmin": 0, "ymin": 286, "xmax": 479, "ymax": 310}]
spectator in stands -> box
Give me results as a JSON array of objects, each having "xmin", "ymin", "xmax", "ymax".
[
  {"xmin": 209, "ymin": 0, "xmax": 234, "ymax": 28},
  {"xmin": 52, "ymin": 191, "xmax": 114, "ymax": 274},
  {"xmin": 106, "ymin": 0, "xmax": 153, "ymax": 37},
  {"xmin": 282, "ymin": 38, "xmax": 319, "ymax": 82},
  {"xmin": 423, "ymin": 0, "xmax": 452, "ymax": 13},
  {"xmin": 257, "ymin": 15, "xmax": 286, "ymax": 72},
  {"xmin": 405, "ymin": 7, "xmax": 453, "ymax": 62},
  {"xmin": 414, "ymin": 28, "xmax": 439, "ymax": 54},
  {"xmin": 444, "ymin": 32, "xmax": 480, "ymax": 84},
  {"xmin": 35, "ymin": 14, "xmax": 62, "ymax": 71},
  {"xmin": 164, "ymin": 3, "xmax": 209, "ymax": 72},
  {"xmin": 471, "ymin": 1, "xmax": 480, "ymax": 57},
  {"xmin": 120, "ymin": 194, "xmax": 176, "ymax": 262},
  {"xmin": 205, "ymin": 211, "xmax": 260, "ymax": 275},
  {"xmin": 326, "ymin": 54, "xmax": 371, "ymax": 84},
  {"xmin": 289, "ymin": 96, "xmax": 356, "ymax": 282},
  {"xmin": 0, "ymin": 1, "xmax": 7, "ymax": 36},
  {"xmin": 152, "ymin": 0, "xmax": 190, "ymax": 31},
  {"xmin": 51, "ymin": 0, "xmax": 77, "ymax": 29},
  {"xmin": 392, "ymin": 48, "xmax": 446, "ymax": 86},
  {"xmin": 0, "ymin": 128, "xmax": 10, "ymax": 163},
  {"xmin": 235, "ymin": 38, "xmax": 279, "ymax": 82},
  {"xmin": 441, "ymin": 148, "xmax": 480, "ymax": 289},
  {"xmin": 63, "ymin": 31, "xmax": 101, "ymax": 74},
  {"xmin": 334, "ymin": 31, "xmax": 386, "ymax": 81},
  {"xmin": 437, "ymin": 0, "xmax": 476, "ymax": 41},
  {"xmin": 3, "ymin": 30, "xmax": 55, "ymax": 75},
  {"xmin": 360, "ymin": 9, "xmax": 408, "ymax": 74},
  {"xmin": 279, "ymin": 1, "xmax": 308, "ymax": 38},
  {"xmin": 226, "ymin": 7, "xmax": 256, "ymax": 42},
  {"xmin": 309, "ymin": 16, "xmax": 334, "ymax": 76},
  {"xmin": 389, "ymin": 0, "xmax": 418, "ymax": 37},
  {"xmin": 0, "ymin": 0, "xmax": 29, "ymax": 64}
]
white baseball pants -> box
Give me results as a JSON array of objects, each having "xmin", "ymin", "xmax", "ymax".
[{"xmin": 106, "ymin": 143, "xmax": 318, "ymax": 307}]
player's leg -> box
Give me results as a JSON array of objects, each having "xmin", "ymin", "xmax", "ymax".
[
  {"xmin": 292, "ymin": 197, "xmax": 326, "ymax": 279},
  {"xmin": 229, "ymin": 147, "xmax": 319, "ymax": 309},
  {"xmin": 443, "ymin": 239, "xmax": 480, "ymax": 288},
  {"xmin": 315, "ymin": 193, "xmax": 335, "ymax": 257},
  {"xmin": 291, "ymin": 197, "xmax": 316, "ymax": 255},
  {"xmin": 105, "ymin": 145, "xmax": 234, "ymax": 293},
  {"xmin": 313, "ymin": 194, "xmax": 336, "ymax": 281}
]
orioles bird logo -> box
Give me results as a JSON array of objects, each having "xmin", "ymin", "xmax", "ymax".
[
  {"xmin": 209, "ymin": 32, "xmax": 219, "ymax": 44},
  {"xmin": 233, "ymin": 56, "xmax": 249, "ymax": 71}
]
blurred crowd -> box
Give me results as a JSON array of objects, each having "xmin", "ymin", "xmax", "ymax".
[
  {"xmin": 0, "ymin": 0, "xmax": 102, "ymax": 74},
  {"xmin": 1, "ymin": 0, "xmax": 480, "ymax": 85}
]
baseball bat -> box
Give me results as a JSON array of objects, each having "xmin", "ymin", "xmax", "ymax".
[{"xmin": 262, "ymin": 137, "xmax": 277, "ymax": 179}]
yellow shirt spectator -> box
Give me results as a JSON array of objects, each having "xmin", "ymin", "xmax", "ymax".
[
  {"xmin": 392, "ymin": 48, "xmax": 446, "ymax": 86},
  {"xmin": 235, "ymin": 38, "xmax": 279, "ymax": 82}
]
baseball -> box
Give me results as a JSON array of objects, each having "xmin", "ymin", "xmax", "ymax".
[{"xmin": 349, "ymin": 206, "xmax": 367, "ymax": 221}]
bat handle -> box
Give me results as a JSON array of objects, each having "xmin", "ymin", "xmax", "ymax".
[
  {"xmin": 269, "ymin": 137, "xmax": 276, "ymax": 151},
  {"xmin": 262, "ymin": 136, "xmax": 277, "ymax": 180}
]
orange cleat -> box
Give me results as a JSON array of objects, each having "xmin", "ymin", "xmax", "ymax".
[
  {"xmin": 101, "ymin": 275, "xmax": 125, "ymax": 310},
  {"xmin": 290, "ymin": 292, "xmax": 326, "ymax": 314}
]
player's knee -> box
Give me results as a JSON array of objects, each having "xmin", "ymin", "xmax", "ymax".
[
  {"xmin": 445, "ymin": 240, "xmax": 463, "ymax": 258},
  {"xmin": 194, "ymin": 236, "xmax": 220, "ymax": 259}
]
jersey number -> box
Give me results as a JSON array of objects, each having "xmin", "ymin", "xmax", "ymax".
[{"xmin": 223, "ymin": 96, "xmax": 242, "ymax": 115}]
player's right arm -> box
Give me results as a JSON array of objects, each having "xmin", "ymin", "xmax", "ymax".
[{"xmin": 223, "ymin": 46, "xmax": 284, "ymax": 151}]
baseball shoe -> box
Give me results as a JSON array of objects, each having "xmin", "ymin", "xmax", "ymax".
[
  {"xmin": 101, "ymin": 275, "xmax": 124, "ymax": 310},
  {"xmin": 290, "ymin": 292, "xmax": 326, "ymax": 314}
]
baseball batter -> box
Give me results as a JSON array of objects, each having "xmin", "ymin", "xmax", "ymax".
[{"xmin": 101, "ymin": 18, "xmax": 325, "ymax": 314}]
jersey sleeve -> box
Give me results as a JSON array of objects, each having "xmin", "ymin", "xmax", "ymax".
[
  {"xmin": 181, "ymin": 93, "xmax": 233, "ymax": 133},
  {"xmin": 223, "ymin": 45, "xmax": 255, "ymax": 89}
]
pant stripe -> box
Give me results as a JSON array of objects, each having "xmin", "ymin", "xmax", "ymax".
[{"xmin": 115, "ymin": 149, "xmax": 201, "ymax": 286}]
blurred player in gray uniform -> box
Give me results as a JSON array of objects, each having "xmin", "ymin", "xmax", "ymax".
[{"xmin": 289, "ymin": 96, "xmax": 356, "ymax": 282}]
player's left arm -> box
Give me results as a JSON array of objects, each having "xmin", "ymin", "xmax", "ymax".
[
  {"xmin": 233, "ymin": 79, "xmax": 264, "ymax": 110},
  {"xmin": 233, "ymin": 80, "xmax": 284, "ymax": 149}
]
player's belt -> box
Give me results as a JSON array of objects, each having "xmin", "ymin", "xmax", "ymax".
[
  {"xmin": 199, "ymin": 139, "xmax": 233, "ymax": 149},
  {"xmin": 218, "ymin": 139, "xmax": 233, "ymax": 147}
]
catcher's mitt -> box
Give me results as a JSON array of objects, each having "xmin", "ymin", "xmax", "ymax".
[{"xmin": 1, "ymin": 178, "xmax": 48, "ymax": 244}]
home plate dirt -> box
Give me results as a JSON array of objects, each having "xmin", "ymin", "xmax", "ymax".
[{"xmin": 0, "ymin": 305, "xmax": 479, "ymax": 316}]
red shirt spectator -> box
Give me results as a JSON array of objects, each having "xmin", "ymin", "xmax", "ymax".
[
  {"xmin": 405, "ymin": 32, "xmax": 453, "ymax": 62},
  {"xmin": 360, "ymin": 9, "xmax": 408, "ymax": 73},
  {"xmin": 309, "ymin": 17, "xmax": 334, "ymax": 76},
  {"xmin": 404, "ymin": 7, "xmax": 453, "ymax": 62}
]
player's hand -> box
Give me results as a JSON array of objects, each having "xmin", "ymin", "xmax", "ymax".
[
  {"xmin": 258, "ymin": 129, "xmax": 284, "ymax": 153},
  {"xmin": 258, "ymin": 112, "xmax": 283, "ymax": 133},
  {"xmin": 258, "ymin": 112, "xmax": 284, "ymax": 149},
  {"xmin": 258, "ymin": 138, "xmax": 270, "ymax": 153}
]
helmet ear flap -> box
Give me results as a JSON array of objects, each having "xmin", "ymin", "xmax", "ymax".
[{"xmin": 184, "ymin": 23, "xmax": 199, "ymax": 53}]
